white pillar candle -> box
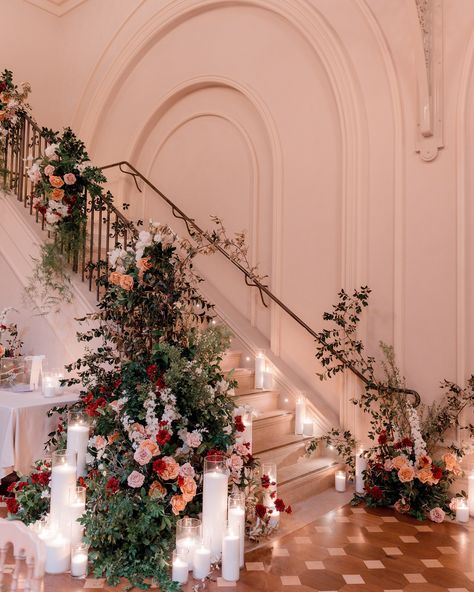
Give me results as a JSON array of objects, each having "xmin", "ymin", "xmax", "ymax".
[
  {"xmin": 254, "ymin": 353, "xmax": 265, "ymax": 389},
  {"xmin": 44, "ymin": 533, "xmax": 70, "ymax": 574},
  {"xmin": 355, "ymin": 448, "xmax": 367, "ymax": 494},
  {"xmin": 42, "ymin": 377, "xmax": 57, "ymax": 398},
  {"xmin": 228, "ymin": 507, "xmax": 245, "ymax": 568},
  {"xmin": 221, "ymin": 524, "xmax": 240, "ymax": 582},
  {"xmin": 172, "ymin": 551, "xmax": 188, "ymax": 584},
  {"xmin": 295, "ymin": 397, "xmax": 305, "ymax": 435},
  {"xmin": 303, "ymin": 419, "xmax": 314, "ymax": 436},
  {"xmin": 68, "ymin": 487, "xmax": 86, "ymax": 545},
  {"xmin": 263, "ymin": 366, "xmax": 273, "ymax": 390},
  {"xmin": 202, "ymin": 457, "xmax": 229, "ymax": 562},
  {"xmin": 335, "ymin": 470, "xmax": 346, "ymax": 492},
  {"xmin": 71, "ymin": 544, "xmax": 88, "ymax": 578},
  {"xmin": 456, "ymin": 499, "xmax": 469, "ymax": 523},
  {"xmin": 193, "ymin": 543, "xmax": 211, "ymax": 580},
  {"xmin": 66, "ymin": 412, "xmax": 90, "ymax": 478},
  {"xmin": 50, "ymin": 453, "xmax": 77, "ymax": 536},
  {"xmin": 468, "ymin": 472, "xmax": 474, "ymax": 516}
]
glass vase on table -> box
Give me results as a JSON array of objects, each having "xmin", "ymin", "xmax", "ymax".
[{"xmin": 0, "ymin": 357, "xmax": 31, "ymax": 391}]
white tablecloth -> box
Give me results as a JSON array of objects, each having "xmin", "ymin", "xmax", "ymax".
[{"xmin": 0, "ymin": 389, "xmax": 79, "ymax": 478}]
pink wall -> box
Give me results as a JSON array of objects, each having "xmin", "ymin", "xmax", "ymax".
[{"xmin": 1, "ymin": 0, "xmax": 473, "ymax": 434}]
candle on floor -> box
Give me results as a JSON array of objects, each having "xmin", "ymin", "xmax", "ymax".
[
  {"xmin": 228, "ymin": 492, "xmax": 246, "ymax": 567},
  {"xmin": 295, "ymin": 396, "xmax": 305, "ymax": 435},
  {"xmin": 221, "ymin": 522, "xmax": 240, "ymax": 582},
  {"xmin": 254, "ymin": 352, "xmax": 265, "ymax": 389},
  {"xmin": 176, "ymin": 517, "xmax": 201, "ymax": 571},
  {"xmin": 202, "ymin": 455, "xmax": 229, "ymax": 561},
  {"xmin": 71, "ymin": 543, "xmax": 88, "ymax": 578},
  {"xmin": 263, "ymin": 365, "xmax": 273, "ymax": 390},
  {"xmin": 171, "ymin": 549, "xmax": 189, "ymax": 584},
  {"xmin": 68, "ymin": 486, "xmax": 86, "ymax": 545},
  {"xmin": 66, "ymin": 411, "xmax": 90, "ymax": 477},
  {"xmin": 193, "ymin": 540, "xmax": 211, "ymax": 580},
  {"xmin": 468, "ymin": 471, "xmax": 474, "ymax": 516},
  {"xmin": 335, "ymin": 470, "xmax": 346, "ymax": 492},
  {"xmin": 44, "ymin": 532, "xmax": 71, "ymax": 574},
  {"xmin": 456, "ymin": 498, "xmax": 469, "ymax": 523},
  {"xmin": 50, "ymin": 450, "xmax": 77, "ymax": 536},
  {"xmin": 355, "ymin": 447, "xmax": 367, "ymax": 494}
]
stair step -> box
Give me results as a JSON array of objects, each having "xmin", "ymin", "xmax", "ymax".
[
  {"xmin": 221, "ymin": 350, "xmax": 242, "ymax": 372},
  {"xmin": 254, "ymin": 433, "xmax": 312, "ymax": 454},
  {"xmin": 234, "ymin": 390, "xmax": 280, "ymax": 413},
  {"xmin": 278, "ymin": 457, "xmax": 340, "ymax": 505},
  {"xmin": 256, "ymin": 436, "xmax": 316, "ymax": 467},
  {"xmin": 253, "ymin": 409, "xmax": 293, "ymax": 450},
  {"xmin": 228, "ymin": 368, "xmax": 255, "ymax": 394}
]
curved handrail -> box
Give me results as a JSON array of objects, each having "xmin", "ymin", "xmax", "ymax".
[{"xmin": 100, "ymin": 160, "xmax": 421, "ymax": 407}]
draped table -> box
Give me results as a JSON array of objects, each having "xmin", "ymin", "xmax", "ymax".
[{"xmin": 0, "ymin": 389, "xmax": 79, "ymax": 478}]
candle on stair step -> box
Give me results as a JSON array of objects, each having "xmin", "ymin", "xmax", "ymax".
[
  {"xmin": 335, "ymin": 470, "xmax": 346, "ymax": 492},
  {"xmin": 254, "ymin": 352, "xmax": 265, "ymax": 389},
  {"xmin": 193, "ymin": 539, "xmax": 211, "ymax": 580},
  {"xmin": 456, "ymin": 498, "xmax": 469, "ymax": 523},
  {"xmin": 50, "ymin": 450, "xmax": 77, "ymax": 537},
  {"xmin": 303, "ymin": 419, "xmax": 314, "ymax": 437},
  {"xmin": 295, "ymin": 396, "xmax": 305, "ymax": 435}
]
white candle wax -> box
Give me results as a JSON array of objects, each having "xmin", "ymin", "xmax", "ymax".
[
  {"xmin": 263, "ymin": 368, "xmax": 273, "ymax": 390},
  {"xmin": 456, "ymin": 502, "xmax": 469, "ymax": 523},
  {"xmin": 254, "ymin": 355, "xmax": 265, "ymax": 389},
  {"xmin": 176, "ymin": 537, "xmax": 197, "ymax": 571},
  {"xmin": 69, "ymin": 501, "xmax": 85, "ymax": 545},
  {"xmin": 468, "ymin": 474, "xmax": 474, "ymax": 516},
  {"xmin": 228, "ymin": 507, "xmax": 245, "ymax": 567},
  {"xmin": 50, "ymin": 464, "xmax": 77, "ymax": 535},
  {"xmin": 42, "ymin": 381, "xmax": 57, "ymax": 398},
  {"xmin": 221, "ymin": 532, "xmax": 240, "ymax": 581},
  {"xmin": 268, "ymin": 510, "xmax": 280, "ymax": 529},
  {"xmin": 71, "ymin": 552, "xmax": 88, "ymax": 577},
  {"xmin": 45, "ymin": 534, "xmax": 70, "ymax": 574},
  {"xmin": 303, "ymin": 420, "xmax": 314, "ymax": 437},
  {"xmin": 295, "ymin": 399, "xmax": 305, "ymax": 435},
  {"xmin": 172, "ymin": 555, "xmax": 188, "ymax": 584},
  {"xmin": 193, "ymin": 545, "xmax": 211, "ymax": 580},
  {"xmin": 67, "ymin": 424, "xmax": 89, "ymax": 477},
  {"xmin": 355, "ymin": 451, "xmax": 367, "ymax": 494},
  {"xmin": 202, "ymin": 471, "xmax": 228, "ymax": 561},
  {"xmin": 335, "ymin": 471, "xmax": 346, "ymax": 492}
]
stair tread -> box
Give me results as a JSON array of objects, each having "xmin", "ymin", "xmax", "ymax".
[
  {"xmin": 255, "ymin": 434, "xmax": 313, "ymax": 454},
  {"xmin": 234, "ymin": 389, "xmax": 278, "ymax": 398},
  {"xmin": 279, "ymin": 456, "xmax": 337, "ymax": 484},
  {"xmin": 254, "ymin": 409, "xmax": 292, "ymax": 422}
]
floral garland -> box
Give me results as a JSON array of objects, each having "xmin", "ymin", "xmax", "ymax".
[
  {"xmin": 0, "ymin": 307, "xmax": 22, "ymax": 358},
  {"xmin": 0, "ymin": 69, "xmax": 30, "ymax": 155}
]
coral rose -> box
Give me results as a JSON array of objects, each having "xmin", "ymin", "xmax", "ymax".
[
  {"xmin": 108, "ymin": 431, "xmax": 120, "ymax": 444},
  {"xmin": 171, "ymin": 494, "xmax": 187, "ymax": 515},
  {"xmin": 0, "ymin": 344, "xmax": 4, "ymax": 358},
  {"xmin": 63, "ymin": 173, "xmax": 76, "ymax": 185},
  {"xmin": 160, "ymin": 457, "xmax": 180, "ymax": 480},
  {"xmin": 417, "ymin": 455, "xmax": 432, "ymax": 468},
  {"xmin": 108, "ymin": 271, "xmax": 122, "ymax": 286},
  {"xmin": 50, "ymin": 188, "xmax": 64, "ymax": 201},
  {"xmin": 428, "ymin": 507, "xmax": 445, "ymax": 523},
  {"xmin": 140, "ymin": 439, "xmax": 160, "ymax": 457},
  {"xmin": 179, "ymin": 476, "xmax": 197, "ymax": 502},
  {"xmin": 394, "ymin": 499, "xmax": 410, "ymax": 514},
  {"xmin": 127, "ymin": 470, "xmax": 145, "ymax": 489},
  {"xmin": 134, "ymin": 446, "xmax": 152, "ymax": 466},
  {"xmin": 49, "ymin": 175, "xmax": 64, "ymax": 188},
  {"xmin": 443, "ymin": 453, "xmax": 460, "ymax": 472},
  {"xmin": 417, "ymin": 467, "xmax": 434, "ymax": 485},
  {"xmin": 398, "ymin": 465, "xmax": 415, "ymax": 483},
  {"xmin": 149, "ymin": 480, "xmax": 166, "ymax": 498},
  {"xmin": 137, "ymin": 257, "xmax": 152, "ymax": 272},
  {"xmin": 44, "ymin": 164, "xmax": 55, "ymax": 176},
  {"xmin": 120, "ymin": 275, "xmax": 134, "ymax": 291},
  {"xmin": 391, "ymin": 455, "xmax": 409, "ymax": 470}
]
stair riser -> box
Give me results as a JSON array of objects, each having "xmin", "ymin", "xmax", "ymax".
[
  {"xmin": 234, "ymin": 391, "xmax": 279, "ymax": 413},
  {"xmin": 233, "ymin": 374, "xmax": 255, "ymax": 394},
  {"xmin": 257, "ymin": 441, "xmax": 320, "ymax": 470},
  {"xmin": 253, "ymin": 416, "xmax": 293, "ymax": 451},
  {"xmin": 221, "ymin": 351, "xmax": 242, "ymax": 372},
  {"xmin": 279, "ymin": 464, "xmax": 341, "ymax": 505}
]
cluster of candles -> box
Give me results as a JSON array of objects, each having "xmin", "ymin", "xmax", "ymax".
[
  {"xmin": 172, "ymin": 457, "xmax": 247, "ymax": 585},
  {"xmin": 42, "ymin": 369, "xmax": 65, "ymax": 398},
  {"xmin": 254, "ymin": 352, "xmax": 273, "ymax": 390}
]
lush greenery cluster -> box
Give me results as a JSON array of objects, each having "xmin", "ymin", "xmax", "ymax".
[
  {"xmin": 307, "ymin": 287, "xmax": 474, "ymax": 521},
  {"xmin": 0, "ymin": 69, "xmax": 30, "ymax": 166}
]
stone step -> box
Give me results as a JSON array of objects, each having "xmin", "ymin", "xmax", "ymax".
[
  {"xmin": 278, "ymin": 457, "xmax": 340, "ymax": 505},
  {"xmin": 256, "ymin": 435, "xmax": 316, "ymax": 468},
  {"xmin": 253, "ymin": 409, "xmax": 293, "ymax": 450},
  {"xmin": 228, "ymin": 368, "xmax": 255, "ymax": 394},
  {"xmin": 221, "ymin": 350, "xmax": 242, "ymax": 372},
  {"xmin": 233, "ymin": 390, "xmax": 280, "ymax": 413}
]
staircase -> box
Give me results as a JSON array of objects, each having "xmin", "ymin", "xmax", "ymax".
[{"xmin": 221, "ymin": 350, "xmax": 339, "ymax": 504}]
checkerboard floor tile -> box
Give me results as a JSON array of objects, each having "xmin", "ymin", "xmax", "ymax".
[
  {"xmin": 366, "ymin": 526, "xmax": 383, "ymax": 532},
  {"xmin": 438, "ymin": 546, "xmax": 457, "ymax": 554},
  {"xmin": 381, "ymin": 516, "xmax": 398, "ymax": 522},
  {"xmin": 364, "ymin": 560, "xmax": 385, "ymax": 569},
  {"xmin": 245, "ymin": 562, "xmax": 264, "ymax": 571},
  {"xmin": 343, "ymin": 574, "xmax": 365, "ymax": 584},
  {"xmin": 383, "ymin": 547, "xmax": 403, "ymax": 555},
  {"xmin": 399, "ymin": 535, "xmax": 418, "ymax": 543},
  {"xmin": 281, "ymin": 575, "xmax": 301, "ymax": 586},
  {"xmin": 328, "ymin": 547, "xmax": 346, "ymax": 556},
  {"xmin": 404, "ymin": 573, "xmax": 427, "ymax": 583},
  {"xmin": 216, "ymin": 577, "xmax": 236, "ymax": 587},
  {"xmin": 272, "ymin": 547, "xmax": 289, "ymax": 557},
  {"xmin": 421, "ymin": 558, "xmax": 443, "ymax": 568},
  {"xmin": 294, "ymin": 536, "xmax": 312, "ymax": 544},
  {"xmin": 305, "ymin": 560, "xmax": 325, "ymax": 570}
]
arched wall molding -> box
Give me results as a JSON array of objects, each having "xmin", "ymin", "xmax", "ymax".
[
  {"xmin": 77, "ymin": 0, "xmax": 369, "ymax": 423},
  {"xmin": 139, "ymin": 105, "xmax": 261, "ymax": 327},
  {"xmin": 23, "ymin": 0, "xmax": 86, "ymax": 17}
]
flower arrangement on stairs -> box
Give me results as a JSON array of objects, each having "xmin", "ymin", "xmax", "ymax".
[
  {"xmin": 5, "ymin": 222, "xmax": 289, "ymax": 590},
  {"xmin": 305, "ymin": 287, "xmax": 474, "ymax": 522}
]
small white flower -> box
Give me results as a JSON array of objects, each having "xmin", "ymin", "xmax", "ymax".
[{"xmin": 44, "ymin": 143, "xmax": 59, "ymax": 158}]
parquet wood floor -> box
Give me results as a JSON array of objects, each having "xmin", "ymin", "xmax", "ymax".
[{"xmin": 1, "ymin": 502, "xmax": 473, "ymax": 591}]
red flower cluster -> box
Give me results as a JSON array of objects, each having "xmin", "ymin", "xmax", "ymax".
[
  {"xmin": 255, "ymin": 503, "xmax": 267, "ymax": 519},
  {"xmin": 146, "ymin": 364, "xmax": 158, "ymax": 380},
  {"xmin": 156, "ymin": 376, "xmax": 166, "ymax": 391},
  {"xmin": 5, "ymin": 497, "xmax": 19, "ymax": 514},
  {"xmin": 378, "ymin": 430, "xmax": 388, "ymax": 445},
  {"xmin": 366, "ymin": 485, "xmax": 383, "ymax": 500},
  {"xmin": 274, "ymin": 498, "xmax": 292, "ymax": 514},
  {"xmin": 84, "ymin": 396, "xmax": 107, "ymax": 417},
  {"xmin": 261, "ymin": 474, "xmax": 270, "ymax": 489},
  {"xmin": 153, "ymin": 459, "xmax": 168, "ymax": 475},
  {"xmin": 106, "ymin": 477, "xmax": 120, "ymax": 494},
  {"xmin": 234, "ymin": 415, "xmax": 245, "ymax": 433},
  {"xmin": 156, "ymin": 429, "xmax": 171, "ymax": 446},
  {"xmin": 31, "ymin": 471, "xmax": 50, "ymax": 486},
  {"xmin": 431, "ymin": 465, "xmax": 443, "ymax": 481}
]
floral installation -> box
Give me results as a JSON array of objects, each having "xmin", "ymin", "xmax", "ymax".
[
  {"xmin": 0, "ymin": 307, "xmax": 23, "ymax": 358},
  {"xmin": 25, "ymin": 127, "xmax": 109, "ymax": 312},
  {"xmin": 305, "ymin": 287, "xmax": 474, "ymax": 521},
  {"xmin": 8, "ymin": 221, "xmax": 288, "ymax": 590},
  {"xmin": 0, "ymin": 69, "xmax": 31, "ymax": 167}
]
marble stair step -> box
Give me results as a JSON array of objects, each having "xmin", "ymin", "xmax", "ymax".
[
  {"xmin": 220, "ymin": 350, "xmax": 242, "ymax": 372},
  {"xmin": 278, "ymin": 456, "xmax": 340, "ymax": 505},
  {"xmin": 256, "ymin": 436, "xmax": 317, "ymax": 468},
  {"xmin": 253, "ymin": 409, "xmax": 294, "ymax": 448},
  {"xmin": 233, "ymin": 389, "xmax": 280, "ymax": 413}
]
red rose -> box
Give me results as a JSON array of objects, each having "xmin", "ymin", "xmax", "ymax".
[
  {"xmin": 370, "ymin": 486, "xmax": 383, "ymax": 500},
  {"xmin": 146, "ymin": 364, "xmax": 158, "ymax": 380},
  {"xmin": 15, "ymin": 481, "xmax": 28, "ymax": 491},
  {"xmin": 6, "ymin": 498, "xmax": 19, "ymax": 514},
  {"xmin": 378, "ymin": 431, "xmax": 388, "ymax": 445},
  {"xmin": 255, "ymin": 504, "xmax": 267, "ymax": 519},
  {"xmin": 394, "ymin": 441, "xmax": 402, "ymax": 450},
  {"xmin": 85, "ymin": 402, "xmax": 99, "ymax": 417},
  {"xmin": 431, "ymin": 465, "xmax": 443, "ymax": 481},
  {"xmin": 153, "ymin": 459, "xmax": 168, "ymax": 475},
  {"xmin": 78, "ymin": 477, "xmax": 86, "ymax": 488},
  {"xmin": 83, "ymin": 392, "xmax": 93, "ymax": 404},
  {"xmin": 113, "ymin": 378, "xmax": 122, "ymax": 389},
  {"xmin": 95, "ymin": 397, "xmax": 107, "ymax": 408},
  {"xmin": 234, "ymin": 416, "xmax": 245, "ymax": 433},
  {"xmin": 106, "ymin": 477, "xmax": 120, "ymax": 494},
  {"xmin": 159, "ymin": 420, "xmax": 168, "ymax": 427},
  {"xmin": 156, "ymin": 376, "xmax": 166, "ymax": 391},
  {"xmin": 6, "ymin": 483, "xmax": 16, "ymax": 493},
  {"xmin": 261, "ymin": 474, "xmax": 270, "ymax": 489},
  {"xmin": 401, "ymin": 437, "xmax": 413, "ymax": 448},
  {"xmin": 156, "ymin": 429, "xmax": 171, "ymax": 446},
  {"xmin": 285, "ymin": 505, "xmax": 292, "ymax": 514},
  {"xmin": 274, "ymin": 498, "xmax": 286, "ymax": 512}
]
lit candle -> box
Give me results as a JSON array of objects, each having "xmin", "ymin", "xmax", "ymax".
[
  {"xmin": 335, "ymin": 470, "xmax": 346, "ymax": 492},
  {"xmin": 44, "ymin": 532, "xmax": 71, "ymax": 574},
  {"xmin": 42, "ymin": 376, "xmax": 57, "ymax": 398},
  {"xmin": 193, "ymin": 541, "xmax": 211, "ymax": 580},
  {"xmin": 263, "ymin": 365, "xmax": 273, "ymax": 390},
  {"xmin": 254, "ymin": 352, "xmax": 265, "ymax": 389},
  {"xmin": 50, "ymin": 451, "xmax": 77, "ymax": 536},
  {"xmin": 71, "ymin": 543, "xmax": 88, "ymax": 578},
  {"xmin": 202, "ymin": 456, "xmax": 229, "ymax": 561},
  {"xmin": 303, "ymin": 419, "xmax": 314, "ymax": 437},
  {"xmin": 68, "ymin": 486, "xmax": 86, "ymax": 545},
  {"xmin": 355, "ymin": 447, "xmax": 367, "ymax": 494},
  {"xmin": 456, "ymin": 498, "xmax": 469, "ymax": 523},
  {"xmin": 221, "ymin": 522, "xmax": 240, "ymax": 582},
  {"xmin": 468, "ymin": 471, "xmax": 474, "ymax": 516},
  {"xmin": 295, "ymin": 397, "xmax": 305, "ymax": 435},
  {"xmin": 171, "ymin": 550, "xmax": 188, "ymax": 584},
  {"xmin": 228, "ymin": 493, "xmax": 245, "ymax": 567},
  {"xmin": 66, "ymin": 411, "xmax": 90, "ymax": 477}
]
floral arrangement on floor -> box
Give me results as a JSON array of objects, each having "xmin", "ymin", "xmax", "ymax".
[
  {"xmin": 0, "ymin": 69, "xmax": 31, "ymax": 169},
  {"xmin": 0, "ymin": 307, "xmax": 23, "ymax": 358},
  {"xmin": 7, "ymin": 222, "xmax": 287, "ymax": 590},
  {"xmin": 305, "ymin": 287, "xmax": 474, "ymax": 521},
  {"xmin": 25, "ymin": 127, "xmax": 108, "ymax": 312}
]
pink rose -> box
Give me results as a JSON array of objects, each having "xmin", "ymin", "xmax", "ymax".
[
  {"xmin": 127, "ymin": 470, "xmax": 145, "ymax": 488},
  {"xmin": 109, "ymin": 399, "xmax": 124, "ymax": 414},
  {"xmin": 44, "ymin": 164, "xmax": 55, "ymax": 176},
  {"xmin": 384, "ymin": 459, "xmax": 393, "ymax": 471},
  {"xmin": 234, "ymin": 443, "xmax": 250, "ymax": 457},
  {"xmin": 133, "ymin": 446, "xmax": 152, "ymax": 466},
  {"xmin": 63, "ymin": 173, "xmax": 77, "ymax": 185},
  {"xmin": 226, "ymin": 454, "xmax": 244, "ymax": 473},
  {"xmin": 179, "ymin": 462, "xmax": 195, "ymax": 478},
  {"xmin": 186, "ymin": 430, "xmax": 202, "ymax": 448},
  {"xmin": 428, "ymin": 507, "xmax": 445, "ymax": 523},
  {"xmin": 95, "ymin": 435, "xmax": 107, "ymax": 449}
]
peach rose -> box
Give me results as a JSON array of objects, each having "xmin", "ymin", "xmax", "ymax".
[
  {"xmin": 130, "ymin": 423, "xmax": 146, "ymax": 435},
  {"xmin": 120, "ymin": 275, "xmax": 134, "ymax": 291},
  {"xmin": 50, "ymin": 188, "xmax": 64, "ymax": 201},
  {"xmin": 416, "ymin": 467, "xmax": 434, "ymax": 485},
  {"xmin": 398, "ymin": 465, "xmax": 415, "ymax": 483},
  {"xmin": 137, "ymin": 257, "xmax": 152, "ymax": 272},
  {"xmin": 127, "ymin": 470, "xmax": 145, "ymax": 489},
  {"xmin": 442, "ymin": 453, "xmax": 458, "ymax": 471},
  {"xmin": 171, "ymin": 494, "xmax": 187, "ymax": 515},
  {"xmin": 63, "ymin": 173, "xmax": 76, "ymax": 185},
  {"xmin": 180, "ymin": 476, "xmax": 197, "ymax": 502},
  {"xmin": 108, "ymin": 431, "xmax": 120, "ymax": 444},
  {"xmin": 160, "ymin": 457, "xmax": 180, "ymax": 480},
  {"xmin": 392, "ymin": 455, "xmax": 409, "ymax": 470},
  {"xmin": 417, "ymin": 455, "xmax": 432, "ymax": 468},
  {"xmin": 95, "ymin": 435, "xmax": 107, "ymax": 449},
  {"xmin": 49, "ymin": 175, "xmax": 64, "ymax": 188},
  {"xmin": 44, "ymin": 164, "xmax": 55, "ymax": 176},
  {"xmin": 140, "ymin": 439, "xmax": 160, "ymax": 457},
  {"xmin": 149, "ymin": 480, "xmax": 166, "ymax": 499},
  {"xmin": 0, "ymin": 344, "xmax": 4, "ymax": 358},
  {"xmin": 108, "ymin": 271, "xmax": 122, "ymax": 286},
  {"xmin": 134, "ymin": 446, "xmax": 152, "ymax": 466}
]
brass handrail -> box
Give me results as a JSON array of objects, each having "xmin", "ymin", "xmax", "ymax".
[{"xmin": 100, "ymin": 160, "xmax": 421, "ymax": 407}]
